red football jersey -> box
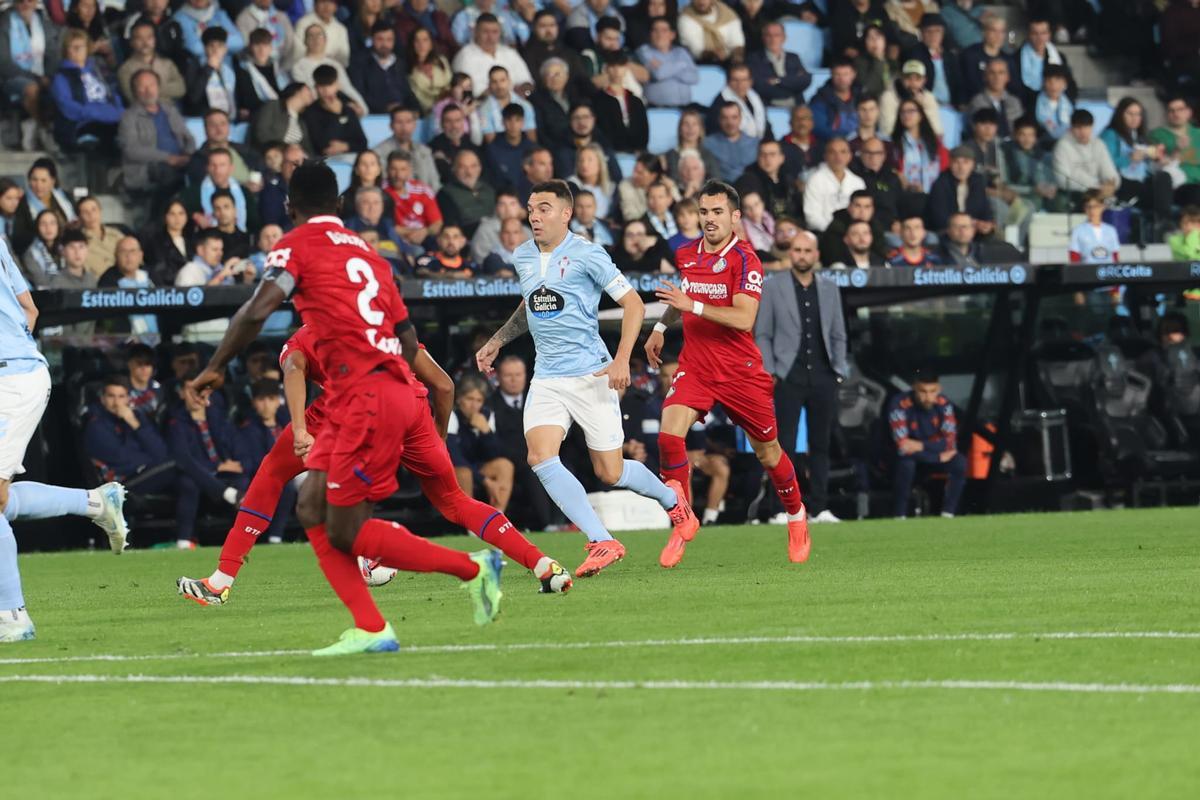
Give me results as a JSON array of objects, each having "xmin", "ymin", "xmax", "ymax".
[
  {"xmin": 386, "ymin": 181, "xmax": 442, "ymax": 231},
  {"xmin": 674, "ymin": 235, "xmax": 765, "ymax": 378},
  {"xmin": 264, "ymin": 215, "xmax": 415, "ymax": 396}
]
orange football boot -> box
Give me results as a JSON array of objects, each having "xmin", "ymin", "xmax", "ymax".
[
  {"xmin": 659, "ymin": 480, "xmax": 699, "ymax": 568},
  {"xmin": 575, "ymin": 539, "xmax": 626, "ymax": 577},
  {"xmin": 787, "ymin": 504, "xmax": 811, "ymax": 563}
]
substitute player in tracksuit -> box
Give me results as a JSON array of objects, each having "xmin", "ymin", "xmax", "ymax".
[{"xmin": 645, "ymin": 180, "xmax": 812, "ymax": 569}]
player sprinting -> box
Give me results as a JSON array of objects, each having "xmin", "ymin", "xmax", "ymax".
[
  {"xmin": 644, "ymin": 180, "xmax": 811, "ymax": 568},
  {"xmin": 475, "ymin": 179, "xmax": 698, "ymax": 578},
  {"xmin": 178, "ymin": 325, "xmax": 570, "ymax": 606},
  {"xmin": 188, "ymin": 163, "xmax": 516, "ymax": 655},
  {"xmin": 0, "ymin": 240, "xmax": 128, "ymax": 643}
]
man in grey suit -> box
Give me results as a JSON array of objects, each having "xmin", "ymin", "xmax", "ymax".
[{"xmin": 755, "ymin": 231, "xmax": 849, "ymax": 523}]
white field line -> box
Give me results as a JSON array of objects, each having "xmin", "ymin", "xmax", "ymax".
[
  {"xmin": 0, "ymin": 631, "xmax": 1198, "ymax": 667},
  {"xmin": 1, "ymin": 673, "xmax": 1199, "ymax": 695}
]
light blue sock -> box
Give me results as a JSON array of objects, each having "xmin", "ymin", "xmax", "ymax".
[
  {"xmin": 614, "ymin": 459, "xmax": 677, "ymax": 510},
  {"xmin": 0, "ymin": 514, "xmax": 23, "ymax": 610},
  {"xmin": 5, "ymin": 482, "xmax": 90, "ymax": 522},
  {"xmin": 531, "ymin": 456, "xmax": 613, "ymax": 542}
]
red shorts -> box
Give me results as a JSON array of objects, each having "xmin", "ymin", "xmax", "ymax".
[
  {"xmin": 663, "ymin": 367, "xmax": 779, "ymax": 442},
  {"xmin": 306, "ymin": 372, "xmax": 420, "ymax": 506}
]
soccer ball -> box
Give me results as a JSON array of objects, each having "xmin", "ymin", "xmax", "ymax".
[
  {"xmin": 358, "ymin": 556, "xmax": 398, "ymax": 587},
  {"xmin": 538, "ymin": 560, "xmax": 572, "ymax": 594}
]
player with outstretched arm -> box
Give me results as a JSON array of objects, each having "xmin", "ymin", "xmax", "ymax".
[
  {"xmin": 645, "ymin": 180, "xmax": 811, "ymax": 568},
  {"xmin": 475, "ymin": 179, "xmax": 698, "ymax": 579}
]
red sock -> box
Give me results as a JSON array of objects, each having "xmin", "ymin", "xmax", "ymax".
[
  {"xmin": 218, "ymin": 434, "xmax": 303, "ymax": 577},
  {"xmin": 768, "ymin": 454, "xmax": 804, "ymax": 515},
  {"xmin": 217, "ymin": 509, "xmax": 270, "ymax": 577},
  {"xmin": 658, "ymin": 433, "xmax": 691, "ymax": 503},
  {"xmin": 421, "ymin": 475, "xmax": 543, "ymax": 570},
  {"xmin": 477, "ymin": 512, "xmax": 542, "ymax": 570},
  {"xmin": 351, "ymin": 518, "xmax": 479, "ymax": 581},
  {"xmin": 305, "ymin": 524, "xmax": 387, "ymax": 633}
]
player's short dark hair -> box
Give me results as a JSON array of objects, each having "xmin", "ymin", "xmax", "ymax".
[
  {"xmin": 528, "ymin": 179, "xmax": 574, "ymax": 205},
  {"xmin": 502, "ymin": 102, "xmax": 525, "ymax": 120},
  {"xmin": 201, "ymin": 27, "xmax": 227, "ymax": 46},
  {"xmin": 857, "ymin": 93, "xmax": 879, "ymax": 107},
  {"xmin": 849, "ymin": 189, "xmax": 873, "ymax": 204},
  {"xmin": 194, "ymin": 227, "xmax": 224, "ymax": 248},
  {"xmin": 488, "ymin": 64, "xmax": 509, "ymax": 80},
  {"xmin": 844, "ymin": 219, "xmax": 871, "ymax": 234},
  {"xmin": 496, "ymin": 187, "xmax": 519, "ymax": 203},
  {"xmin": 130, "ymin": 18, "xmax": 156, "ymax": 38},
  {"xmin": 912, "ymin": 366, "xmax": 940, "ymax": 385},
  {"xmin": 698, "ymin": 180, "xmax": 740, "ymax": 211},
  {"xmin": 280, "ymin": 82, "xmax": 309, "ymax": 103},
  {"xmin": 288, "ymin": 161, "xmax": 339, "ymax": 216},
  {"xmin": 61, "ymin": 228, "xmax": 88, "ymax": 247},
  {"xmin": 440, "ymin": 103, "xmax": 465, "ymax": 124},
  {"xmin": 312, "ymin": 64, "xmax": 339, "ymax": 86},
  {"xmin": 250, "ymin": 379, "xmax": 282, "ymax": 400},
  {"xmin": 248, "ymin": 27, "xmax": 274, "ymax": 47},
  {"xmin": 900, "ymin": 213, "xmax": 926, "ymax": 225},
  {"xmin": 533, "ymin": 9, "xmax": 556, "ymax": 25},
  {"xmin": 1070, "ymin": 109, "xmax": 1093, "ymax": 127},
  {"xmin": 1044, "ymin": 64, "xmax": 1069, "ymax": 82},
  {"xmin": 1012, "ymin": 114, "xmax": 1039, "ymax": 133},
  {"xmin": 830, "ymin": 55, "xmax": 855, "ymax": 71},
  {"xmin": 125, "ymin": 343, "xmax": 155, "ymax": 366},
  {"xmin": 971, "ymin": 106, "xmax": 1000, "ymax": 126},
  {"xmin": 603, "ymin": 50, "xmax": 629, "ymax": 67},
  {"xmin": 370, "ymin": 18, "xmax": 393, "ymax": 36},
  {"xmin": 596, "ymin": 17, "xmax": 622, "ymax": 35},
  {"xmin": 102, "ymin": 374, "xmax": 130, "ymax": 392},
  {"xmin": 210, "ymin": 188, "xmax": 235, "ymax": 205},
  {"xmin": 476, "ymin": 12, "xmax": 499, "ymax": 26}
]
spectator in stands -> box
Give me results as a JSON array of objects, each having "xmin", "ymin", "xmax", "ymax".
[
  {"xmin": 567, "ymin": 144, "xmax": 616, "ymax": 220},
  {"xmin": 675, "ymin": 149, "xmax": 709, "ymax": 201},
  {"xmin": 958, "ymin": 11, "xmax": 1016, "ymax": 102},
  {"xmin": 780, "ymin": 103, "xmax": 823, "ymax": 179},
  {"xmin": 619, "ymin": 152, "xmax": 671, "ymax": 222},
  {"xmin": 1003, "ymin": 115, "xmax": 1064, "ymax": 214},
  {"xmin": 966, "ymin": 57, "xmax": 1023, "ymax": 139},
  {"xmin": 385, "ymin": 150, "xmax": 442, "ymax": 250},
  {"xmin": 119, "ymin": 69, "xmax": 194, "ymax": 198},
  {"xmin": 98, "ymin": 236, "xmax": 158, "ymax": 336},
  {"xmin": 0, "ymin": 0, "xmax": 58, "ymax": 151},
  {"xmin": 51, "ymin": 29, "xmax": 123, "ymax": 154},
  {"xmin": 49, "ymin": 229, "xmax": 96, "ymax": 290},
  {"xmin": 447, "ymin": 374, "xmax": 513, "ymax": 511},
  {"xmin": 416, "ymin": 224, "xmax": 476, "ymax": 277},
  {"xmin": 940, "ymin": 0, "xmax": 983, "ymax": 50},
  {"xmin": 570, "ymin": 189, "xmax": 615, "ymax": 246},
  {"xmin": 887, "ymin": 215, "xmax": 940, "ymax": 265},
  {"xmin": 852, "ymin": 25, "xmax": 896, "ymax": 99},
  {"xmin": 709, "ymin": 63, "xmax": 769, "ymax": 141},
  {"xmin": 182, "ymin": 148, "xmax": 261, "ymax": 234},
  {"xmin": 291, "ymin": 0, "xmax": 348, "ymax": 67},
  {"xmin": 124, "ymin": 345, "xmax": 162, "ymax": 416},
  {"xmin": 927, "ymin": 145, "xmax": 993, "ymax": 237},
  {"xmin": 885, "ymin": 0, "xmax": 938, "ymax": 47},
  {"xmin": 211, "ymin": 190, "xmax": 252, "ymax": 262},
  {"xmin": 746, "ymin": 21, "xmax": 808, "ymax": 110},
  {"xmin": 811, "ymin": 57, "xmax": 861, "ymax": 141},
  {"xmin": 345, "ymin": 21, "xmax": 410, "ymax": 115},
  {"xmin": 12, "ymin": 158, "xmax": 74, "ymax": 256},
  {"xmin": 736, "ymin": 139, "xmax": 801, "ymax": 224},
  {"xmin": 821, "ymin": 189, "xmax": 887, "ymax": 265},
  {"xmin": 173, "ymin": 0, "xmax": 243, "ymax": 65},
  {"xmin": 65, "ymin": 0, "xmax": 111, "ymax": 66},
  {"xmin": 516, "ymin": 147, "xmax": 555, "ymax": 205},
  {"xmin": 678, "ymin": 0, "xmax": 744, "ymax": 64},
  {"xmin": 830, "ymin": 0, "xmax": 891, "ymax": 58},
  {"xmin": 480, "ymin": 217, "xmax": 524, "ymax": 276},
  {"xmin": 937, "ymin": 210, "xmax": 985, "ymax": 266},
  {"xmin": 345, "ymin": 187, "xmax": 412, "ymax": 270},
  {"xmin": 167, "ymin": 375, "xmax": 246, "ymax": 548},
  {"xmin": 488, "ymin": 354, "xmax": 552, "ymax": 528},
  {"xmin": 183, "ymin": 26, "xmax": 242, "ymax": 121},
  {"xmin": 232, "ymin": 379, "xmax": 294, "ymax": 544},
  {"xmin": 142, "ymin": 199, "xmax": 193, "ymax": 286},
  {"xmin": 236, "ymin": 30, "xmax": 287, "ymax": 119},
  {"xmin": 664, "ymin": 108, "xmax": 722, "ymax": 185},
  {"xmin": 250, "ymin": 82, "xmax": 315, "ymax": 156},
  {"xmin": 406, "ymin": 27, "xmax": 452, "ymax": 115},
  {"xmin": 340, "ymin": 150, "xmax": 393, "ymax": 222},
  {"xmin": 530, "ymin": 58, "xmax": 577, "ymax": 154},
  {"xmin": 668, "ymin": 197, "xmax": 702, "ymax": 250},
  {"xmin": 437, "ymin": 150, "xmax": 495, "ymax": 237},
  {"xmin": 303, "ymin": 65, "xmax": 368, "ymax": 159},
  {"xmin": 966, "ymin": 107, "xmax": 1027, "ymax": 229},
  {"xmin": 291, "ymin": 23, "xmax": 368, "ymax": 113},
  {"xmin": 1151, "ymin": 96, "xmax": 1200, "ymax": 208},
  {"xmin": 117, "ymin": 19, "xmax": 184, "ymax": 107},
  {"xmin": 175, "ymin": 228, "xmax": 246, "ymax": 287},
  {"xmin": 430, "ymin": 73, "xmax": 483, "ymax": 139},
  {"xmin": 525, "ymin": 11, "xmax": 591, "ymax": 96},
  {"xmin": 454, "ymin": 0, "xmax": 528, "ymax": 48},
  {"xmin": 1018, "ymin": 16, "xmax": 1077, "ymax": 106},
  {"xmin": 373, "ymin": 106, "xmax": 440, "ymax": 192},
  {"xmin": 453, "ymin": 13, "xmax": 532, "ymax": 92},
  {"xmin": 0, "ymin": 180, "xmax": 19, "ymax": 251},
  {"xmin": 638, "ymin": 17, "xmax": 699, "ymax": 108},
  {"xmin": 894, "ymin": 97, "xmax": 946, "ymax": 216},
  {"xmin": 880, "ymin": 60, "xmax": 943, "ymax": 140},
  {"xmin": 470, "ymin": 189, "xmax": 527, "ymax": 263},
  {"xmin": 830, "ymin": 219, "xmax": 880, "ymax": 268},
  {"xmin": 123, "ymin": 0, "xmax": 186, "ymax": 67},
  {"xmin": 85, "ymin": 375, "xmax": 171, "ymax": 491},
  {"xmin": 644, "ymin": 181, "xmax": 680, "ymax": 242},
  {"xmin": 246, "ymin": 224, "xmax": 285, "ymax": 278},
  {"xmin": 583, "ymin": 17, "xmax": 650, "ymax": 96},
  {"xmin": 19, "ymin": 210, "xmax": 62, "ymax": 288},
  {"xmin": 853, "ymin": 137, "xmax": 902, "ymax": 232},
  {"xmin": 188, "ymin": 110, "xmax": 263, "ymax": 188},
  {"xmin": 705, "ymin": 101, "xmax": 760, "ymax": 182},
  {"xmin": 1102, "ymin": 97, "xmax": 1175, "ymax": 236},
  {"xmin": 484, "ymin": 103, "xmax": 536, "ymax": 189},
  {"xmin": 1068, "ymin": 189, "xmax": 1122, "ymax": 264},
  {"xmin": 887, "ymin": 367, "xmax": 965, "ymax": 518},
  {"xmin": 431, "ymin": 104, "xmax": 484, "ymax": 184},
  {"xmin": 236, "ymin": 0, "xmax": 294, "ymax": 71},
  {"xmin": 396, "ymin": 0, "xmax": 456, "ymax": 60},
  {"xmin": 479, "ymin": 66, "xmax": 536, "ymax": 143},
  {"xmin": 76, "ymin": 196, "xmax": 122, "ymax": 279},
  {"xmin": 610, "ymin": 218, "xmax": 673, "ymax": 272},
  {"xmin": 1054, "ymin": 109, "xmax": 1119, "ymax": 207},
  {"xmin": 909, "ymin": 12, "xmax": 963, "ymax": 107},
  {"xmin": 566, "ymin": 0, "xmax": 624, "ymax": 52},
  {"xmin": 804, "ymin": 138, "xmax": 866, "ymax": 233},
  {"xmin": 1034, "ymin": 64, "xmax": 1073, "ymax": 143},
  {"xmin": 1168, "ymin": 206, "xmax": 1200, "ymax": 261},
  {"xmin": 739, "ymin": 190, "xmax": 774, "ymax": 255}
]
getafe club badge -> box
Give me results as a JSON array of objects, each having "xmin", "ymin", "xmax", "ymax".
[{"xmin": 713, "ymin": 257, "xmax": 727, "ymax": 273}]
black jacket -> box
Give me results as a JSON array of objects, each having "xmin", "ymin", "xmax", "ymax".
[
  {"xmin": 907, "ymin": 43, "xmax": 966, "ymax": 106},
  {"xmin": 820, "ymin": 208, "xmax": 889, "ymax": 266},
  {"xmin": 735, "ymin": 164, "xmax": 802, "ymax": 222},
  {"xmin": 926, "ymin": 171, "xmax": 993, "ymax": 232},
  {"xmin": 593, "ymin": 91, "xmax": 649, "ymax": 153},
  {"xmin": 348, "ymin": 51, "xmax": 414, "ymax": 114},
  {"xmin": 852, "ymin": 163, "xmax": 903, "ymax": 230},
  {"xmin": 303, "ymin": 94, "xmax": 368, "ymax": 156}
]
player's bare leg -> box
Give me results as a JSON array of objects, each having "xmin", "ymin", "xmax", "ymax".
[
  {"xmin": 480, "ymin": 457, "xmax": 514, "ymax": 512},
  {"xmin": 747, "ymin": 437, "xmax": 810, "ymax": 563},
  {"xmin": 657, "ymin": 404, "xmax": 704, "ymax": 568},
  {"xmin": 694, "ymin": 452, "xmax": 730, "ymax": 525}
]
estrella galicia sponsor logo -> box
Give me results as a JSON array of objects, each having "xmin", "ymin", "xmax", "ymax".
[
  {"xmin": 1095, "ymin": 264, "xmax": 1154, "ymax": 281},
  {"xmin": 912, "ymin": 266, "xmax": 1030, "ymax": 285},
  {"xmin": 529, "ymin": 285, "xmax": 566, "ymax": 318},
  {"xmin": 850, "ymin": 269, "xmax": 869, "ymax": 288},
  {"xmin": 414, "ymin": 277, "xmax": 524, "ymax": 298},
  {"xmin": 80, "ymin": 288, "xmax": 196, "ymax": 309}
]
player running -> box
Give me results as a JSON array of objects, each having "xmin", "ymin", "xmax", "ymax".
[
  {"xmin": 178, "ymin": 324, "xmax": 570, "ymax": 607},
  {"xmin": 644, "ymin": 180, "xmax": 811, "ymax": 568},
  {"xmin": 475, "ymin": 179, "xmax": 698, "ymax": 578},
  {"xmin": 188, "ymin": 163, "xmax": 523, "ymax": 655},
  {"xmin": 0, "ymin": 240, "xmax": 128, "ymax": 643}
]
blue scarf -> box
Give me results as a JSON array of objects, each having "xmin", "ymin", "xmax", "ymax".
[
  {"xmin": 26, "ymin": 186, "xmax": 77, "ymax": 223},
  {"xmin": 1020, "ymin": 42, "xmax": 1064, "ymax": 93},
  {"xmin": 200, "ymin": 177, "xmax": 247, "ymax": 230},
  {"xmin": 7, "ymin": 10, "xmax": 45, "ymax": 76},
  {"xmin": 117, "ymin": 271, "xmax": 159, "ymax": 336},
  {"xmin": 901, "ymin": 132, "xmax": 939, "ymax": 192},
  {"xmin": 1035, "ymin": 93, "xmax": 1073, "ymax": 140},
  {"xmin": 205, "ymin": 59, "xmax": 238, "ymax": 117}
]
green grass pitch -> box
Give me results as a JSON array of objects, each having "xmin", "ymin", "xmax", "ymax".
[{"xmin": 2, "ymin": 509, "xmax": 1199, "ymax": 799}]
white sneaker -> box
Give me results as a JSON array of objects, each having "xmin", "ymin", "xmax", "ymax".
[
  {"xmin": 90, "ymin": 482, "xmax": 130, "ymax": 554},
  {"xmin": 941, "ymin": 511, "xmax": 955, "ymax": 519},
  {"xmin": 767, "ymin": 512, "xmax": 788, "ymax": 525},
  {"xmin": 812, "ymin": 510, "xmax": 842, "ymax": 523},
  {"xmin": 19, "ymin": 119, "xmax": 37, "ymax": 151},
  {"xmin": 0, "ymin": 607, "xmax": 35, "ymax": 643}
]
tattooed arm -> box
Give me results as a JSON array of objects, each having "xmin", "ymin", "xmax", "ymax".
[{"xmin": 475, "ymin": 300, "xmax": 528, "ymax": 374}]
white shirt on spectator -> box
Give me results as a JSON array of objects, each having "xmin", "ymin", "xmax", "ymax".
[
  {"xmin": 802, "ymin": 163, "xmax": 867, "ymax": 233},
  {"xmin": 292, "ymin": 13, "xmax": 351, "ymax": 68},
  {"xmin": 678, "ymin": 3, "xmax": 745, "ymax": 61},
  {"xmin": 718, "ymin": 86, "xmax": 769, "ymax": 140},
  {"xmin": 452, "ymin": 43, "xmax": 534, "ymax": 96}
]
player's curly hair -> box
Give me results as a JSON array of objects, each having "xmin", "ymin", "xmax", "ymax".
[{"xmin": 288, "ymin": 162, "xmax": 339, "ymax": 216}]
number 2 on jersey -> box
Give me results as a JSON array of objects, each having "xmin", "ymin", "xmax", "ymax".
[{"xmin": 345, "ymin": 257, "xmax": 384, "ymax": 326}]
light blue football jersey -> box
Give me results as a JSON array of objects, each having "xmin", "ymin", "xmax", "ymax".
[
  {"xmin": 513, "ymin": 232, "xmax": 633, "ymax": 379},
  {"xmin": 0, "ymin": 239, "xmax": 46, "ymax": 377}
]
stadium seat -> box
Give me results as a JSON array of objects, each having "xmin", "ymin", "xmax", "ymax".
[
  {"xmin": 230, "ymin": 122, "xmax": 248, "ymax": 144},
  {"xmin": 415, "ymin": 116, "xmax": 434, "ymax": 144},
  {"xmin": 1076, "ymin": 100, "xmax": 1114, "ymax": 133},
  {"xmin": 615, "ymin": 152, "xmax": 637, "ymax": 180},
  {"xmin": 782, "ymin": 20, "xmax": 824, "ymax": 71},
  {"xmin": 939, "ymin": 106, "xmax": 963, "ymax": 148},
  {"xmin": 766, "ymin": 107, "xmax": 790, "ymax": 139},
  {"xmin": 804, "ymin": 69, "xmax": 829, "ymax": 104},
  {"xmin": 692, "ymin": 66, "xmax": 727, "ymax": 106},
  {"xmin": 329, "ymin": 159, "xmax": 353, "ymax": 194},
  {"xmin": 185, "ymin": 117, "xmax": 204, "ymax": 146},
  {"xmin": 362, "ymin": 114, "xmax": 391, "ymax": 148},
  {"xmin": 647, "ymin": 108, "xmax": 681, "ymax": 154}
]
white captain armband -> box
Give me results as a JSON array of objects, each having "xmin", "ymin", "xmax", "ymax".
[
  {"xmin": 603, "ymin": 273, "xmax": 633, "ymax": 302},
  {"xmin": 262, "ymin": 266, "xmax": 295, "ymax": 298}
]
